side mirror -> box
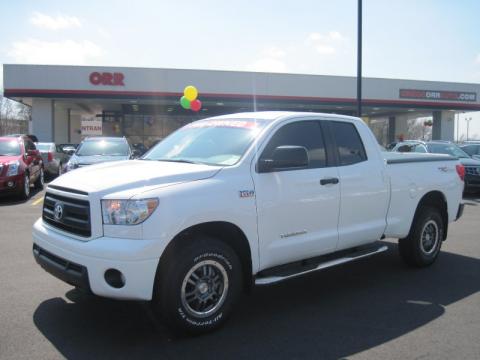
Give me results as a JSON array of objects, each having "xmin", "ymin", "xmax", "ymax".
[
  {"xmin": 65, "ymin": 149, "xmax": 75, "ymax": 156},
  {"xmin": 258, "ymin": 145, "xmax": 309, "ymax": 173},
  {"xmin": 131, "ymin": 149, "xmax": 142, "ymax": 159}
]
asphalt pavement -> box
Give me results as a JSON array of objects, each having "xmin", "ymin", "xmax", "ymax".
[{"xmin": 0, "ymin": 187, "xmax": 479, "ymax": 360}]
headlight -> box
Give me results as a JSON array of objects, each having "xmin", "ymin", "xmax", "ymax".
[
  {"xmin": 66, "ymin": 159, "xmax": 78, "ymax": 171},
  {"xmin": 6, "ymin": 161, "xmax": 20, "ymax": 176},
  {"xmin": 101, "ymin": 198, "xmax": 159, "ymax": 225}
]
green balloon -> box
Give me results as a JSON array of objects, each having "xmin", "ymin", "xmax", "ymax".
[{"xmin": 180, "ymin": 96, "xmax": 191, "ymax": 109}]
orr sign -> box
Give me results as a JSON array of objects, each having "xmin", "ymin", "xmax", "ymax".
[
  {"xmin": 89, "ymin": 72, "xmax": 125, "ymax": 86},
  {"xmin": 400, "ymin": 89, "xmax": 477, "ymax": 102}
]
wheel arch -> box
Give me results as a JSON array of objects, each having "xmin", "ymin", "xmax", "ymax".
[
  {"xmin": 411, "ymin": 191, "xmax": 449, "ymax": 240},
  {"xmin": 155, "ymin": 221, "xmax": 254, "ymax": 293}
]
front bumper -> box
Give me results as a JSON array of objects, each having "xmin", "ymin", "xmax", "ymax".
[
  {"xmin": 0, "ymin": 174, "xmax": 23, "ymax": 194},
  {"xmin": 32, "ymin": 219, "xmax": 161, "ymax": 300}
]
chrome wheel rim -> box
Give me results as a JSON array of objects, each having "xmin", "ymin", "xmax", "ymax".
[
  {"xmin": 24, "ymin": 175, "xmax": 30, "ymax": 196},
  {"xmin": 181, "ymin": 259, "xmax": 229, "ymax": 318},
  {"xmin": 40, "ymin": 168, "xmax": 44, "ymax": 186},
  {"xmin": 420, "ymin": 220, "xmax": 439, "ymax": 255}
]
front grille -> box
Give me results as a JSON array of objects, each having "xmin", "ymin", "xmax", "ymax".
[
  {"xmin": 465, "ymin": 166, "xmax": 480, "ymax": 176},
  {"xmin": 43, "ymin": 192, "xmax": 91, "ymax": 237}
]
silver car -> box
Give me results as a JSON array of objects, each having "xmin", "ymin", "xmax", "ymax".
[{"xmin": 35, "ymin": 142, "xmax": 71, "ymax": 177}]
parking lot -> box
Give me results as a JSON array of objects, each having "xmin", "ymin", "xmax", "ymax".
[{"xmin": 0, "ymin": 188, "xmax": 479, "ymax": 360}]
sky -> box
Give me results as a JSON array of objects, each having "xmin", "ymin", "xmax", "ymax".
[{"xmin": 0, "ymin": 0, "xmax": 479, "ymax": 137}]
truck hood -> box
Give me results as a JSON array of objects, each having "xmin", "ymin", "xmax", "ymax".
[{"xmin": 50, "ymin": 160, "xmax": 222, "ymax": 194}]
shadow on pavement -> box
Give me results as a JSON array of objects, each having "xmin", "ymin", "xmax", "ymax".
[{"xmin": 33, "ymin": 242, "xmax": 480, "ymax": 360}]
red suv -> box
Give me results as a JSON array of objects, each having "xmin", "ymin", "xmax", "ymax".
[{"xmin": 0, "ymin": 136, "xmax": 44, "ymax": 199}]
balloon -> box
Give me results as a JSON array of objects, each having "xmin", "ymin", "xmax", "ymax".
[
  {"xmin": 184, "ymin": 85, "xmax": 198, "ymax": 101},
  {"xmin": 180, "ymin": 96, "xmax": 191, "ymax": 109},
  {"xmin": 190, "ymin": 99, "xmax": 202, "ymax": 112}
]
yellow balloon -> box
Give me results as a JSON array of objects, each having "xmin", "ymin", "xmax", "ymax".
[{"xmin": 184, "ymin": 85, "xmax": 198, "ymax": 101}]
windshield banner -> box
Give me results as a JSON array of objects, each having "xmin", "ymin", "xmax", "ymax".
[{"xmin": 81, "ymin": 117, "xmax": 102, "ymax": 136}]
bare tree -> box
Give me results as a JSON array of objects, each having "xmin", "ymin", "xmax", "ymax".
[{"xmin": 0, "ymin": 96, "xmax": 30, "ymax": 135}]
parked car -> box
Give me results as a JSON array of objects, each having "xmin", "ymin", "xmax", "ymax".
[
  {"xmin": 392, "ymin": 140, "xmax": 480, "ymax": 192},
  {"xmin": 65, "ymin": 137, "xmax": 132, "ymax": 172},
  {"xmin": 58, "ymin": 143, "xmax": 78, "ymax": 155},
  {"xmin": 460, "ymin": 141, "xmax": 480, "ymax": 161},
  {"xmin": 33, "ymin": 112, "xmax": 464, "ymax": 335},
  {"xmin": 35, "ymin": 142, "xmax": 71, "ymax": 178},
  {"xmin": 0, "ymin": 136, "xmax": 44, "ymax": 199}
]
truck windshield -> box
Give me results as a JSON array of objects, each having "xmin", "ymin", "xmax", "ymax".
[
  {"xmin": 0, "ymin": 140, "xmax": 21, "ymax": 156},
  {"xmin": 427, "ymin": 144, "xmax": 470, "ymax": 158},
  {"xmin": 76, "ymin": 140, "xmax": 130, "ymax": 156},
  {"xmin": 143, "ymin": 119, "xmax": 267, "ymax": 166}
]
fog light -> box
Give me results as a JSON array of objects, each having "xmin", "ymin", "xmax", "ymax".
[
  {"xmin": 7, "ymin": 181, "xmax": 14, "ymax": 188},
  {"xmin": 104, "ymin": 269, "xmax": 125, "ymax": 288}
]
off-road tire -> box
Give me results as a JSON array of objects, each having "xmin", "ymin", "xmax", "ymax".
[
  {"xmin": 399, "ymin": 206, "xmax": 444, "ymax": 267},
  {"xmin": 153, "ymin": 236, "xmax": 242, "ymax": 335}
]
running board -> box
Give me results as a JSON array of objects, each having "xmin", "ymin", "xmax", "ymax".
[{"xmin": 255, "ymin": 245, "xmax": 388, "ymax": 285}]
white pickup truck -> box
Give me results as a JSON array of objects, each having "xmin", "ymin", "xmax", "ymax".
[{"xmin": 32, "ymin": 112, "xmax": 465, "ymax": 334}]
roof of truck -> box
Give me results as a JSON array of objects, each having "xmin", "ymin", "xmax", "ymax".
[{"xmin": 207, "ymin": 111, "xmax": 362, "ymax": 123}]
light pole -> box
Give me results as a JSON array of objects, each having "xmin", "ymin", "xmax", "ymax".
[
  {"xmin": 466, "ymin": 117, "xmax": 473, "ymax": 141},
  {"xmin": 356, "ymin": 0, "xmax": 362, "ymax": 117}
]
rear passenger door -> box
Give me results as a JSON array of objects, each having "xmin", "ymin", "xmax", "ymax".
[
  {"xmin": 328, "ymin": 120, "xmax": 389, "ymax": 250},
  {"xmin": 253, "ymin": 120, "xmax": 341, "ymax": 269}
]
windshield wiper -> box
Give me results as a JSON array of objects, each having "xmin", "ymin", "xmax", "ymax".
[{"xmin": 155, "ymin": 158, "xmax": 202, "ymax": 165}]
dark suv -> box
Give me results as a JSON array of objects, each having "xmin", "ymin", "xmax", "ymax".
[
  {"xmin": 393, "ymin": 140, "xmax": 480, "ymax": 193},
  {"xmin": 0, "ymin": 136, "xmax": 44, "ymax": 199},
  {"xmin": 65, "ymin": 137, "xmax": 132, "ymax": 172}
]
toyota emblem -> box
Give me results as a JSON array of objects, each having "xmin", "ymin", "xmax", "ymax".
[{"xmin": 54, "ymin": 202, "xmax": 64, "ymax": 221}]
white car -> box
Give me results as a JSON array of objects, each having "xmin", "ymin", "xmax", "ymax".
[{"xmin": 32, "ymin": 112, "xmax": 464, "ymax": 334}]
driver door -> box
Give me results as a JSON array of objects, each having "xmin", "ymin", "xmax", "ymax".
[{"xmin": 252, "ymin": 120, "xmax": 340, "ymax": 269}]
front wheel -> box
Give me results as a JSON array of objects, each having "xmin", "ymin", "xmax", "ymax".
[
  {"xmin": 153, "ymin": 236, "xmax": 242, "ymax": 335},
  {"xmin": 399, "ymin": 206, "xmax": 444, "ymax": 267},
  {"xmin": 35, "ymin": 167, "xmax": 44, "ymax": 189},
  {"xmin": 19, "ymin": 173, "xmax": 30, "ymax": 200}
]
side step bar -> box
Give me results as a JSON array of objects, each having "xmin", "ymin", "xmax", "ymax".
[{"xmin": 255, "ymin": 245, "xmax": 388, "ymax": 285}]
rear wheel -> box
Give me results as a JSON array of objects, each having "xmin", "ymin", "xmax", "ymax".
[
  {"xmin": 152, "ymin": 236, "xmax": 242, "ymax": 335},
  {"xmin": 399, "ymin": 206, "xmax": 444, "ymax": 267}
]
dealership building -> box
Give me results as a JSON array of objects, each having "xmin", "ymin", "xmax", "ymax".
[{"xmin": 3, "ymin": 64, "xmax": 480, "ymax": 147}]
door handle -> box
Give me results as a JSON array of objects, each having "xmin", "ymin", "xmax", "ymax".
[{"xmin": 320, "ymin": 177, "xmax": 339, "ymax": 185}]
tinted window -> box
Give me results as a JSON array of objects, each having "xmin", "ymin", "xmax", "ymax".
[
  {"xmin": 427, "ymin": 143, "xmax": 470, "ymax": 158},
  {"xmin": 330, "ymin": 121, "xmax": 367, "ymax": 166},
  {"xmin": 260, "ymin": 121, "xmax": 326, "ymax": 169},
  {"xmin": 461, "ymin": 145, "xmax": 480, "ymax": 156}
]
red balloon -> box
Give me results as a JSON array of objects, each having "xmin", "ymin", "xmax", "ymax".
[{"xmin": 190, "ymin": 99, "xmax": 202, "ymax": 112}]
